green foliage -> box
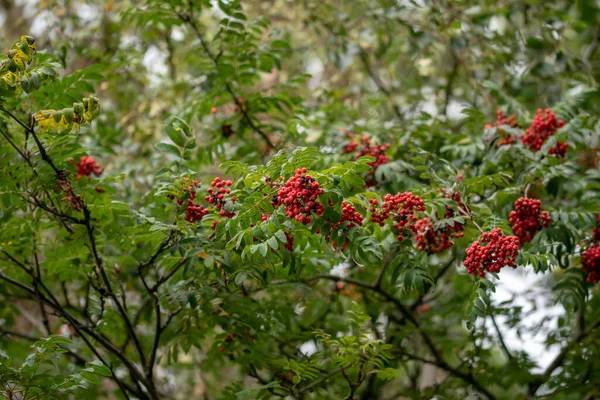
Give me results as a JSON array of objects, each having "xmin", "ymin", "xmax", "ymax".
[
  {"xmin": 1, "ymin": 1, "xmax": 600, "ymax": 399},
  {"xmin": 465, "ymin": 276, "xmax": 496, "ymax": 331}
]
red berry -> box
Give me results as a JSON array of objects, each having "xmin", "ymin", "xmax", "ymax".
[
  {"xmin": 276, "ymin": 171, "xmax": 324, "ymax": 224},
  {"xmin": 548, "ymin": 141, "xmax": 568, "ymax": 158},
  {"xmin": 341, "ymin": 135, "xmax": 391, "ymax": 186},
  {"xmin": 582, "ymin": 243, "xmax": 600, "ymax": 283},
  {"xmin": 464, "ymin": 228, "xmax": 520, "ymax": 277},
  {"xmin": 488, "ymin": 110, "xmax": 519, "ymax": 147},
  {"xmin": 211, "ymin": 107, "xmax": 218, "ymax": 114},
  {"xmin": 508, "ymin": 197, "xmax": 551, "ymax": 246},
  {"xmin": 68, "ymin": 156, "xmax": 103, "ymax": 179},
  {"xmin": 370, "ymin": 192, "xmax": 426, "ymax": 242},
  {"xmin": 522, "ymin": 109, "xmax": 565, "ymax": 152}
]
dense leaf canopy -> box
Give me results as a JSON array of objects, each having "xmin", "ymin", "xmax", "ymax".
[{"xmin": 1, "ymin": 1, "xmax": 600, "ymax": 399}]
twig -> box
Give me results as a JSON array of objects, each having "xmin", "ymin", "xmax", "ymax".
[
  {"xmin": 0, "ymin": 105, "xmax": 61, "ymax": 175},
  {"xmin": 490, "ymin": 314, "xmax": 513, "ymax": 361},
  {"xmin": 358, "ymin": 49, "xmax": 404, "ymax": 121},
  {"xmin": 175, "ymin": 9, "xmax": 278, "ymax": 150},
  {"xmin": 585, "ymin": 24, "xmax": 600, "ymax": 61},
  {"xmin": 443, "ymin": 49, "xmax": 459, "ymax": 116}
]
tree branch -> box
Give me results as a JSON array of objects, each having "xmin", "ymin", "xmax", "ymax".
[{"xmin": 176, "ymin": 9, "xmax": 277, "ymax": 150}]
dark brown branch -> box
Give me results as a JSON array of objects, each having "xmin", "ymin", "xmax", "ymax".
[
  {"xmin": 153, "ymin": 257, "xmax": 188, "ymax": 290},
  {"xmin": 529, "ymin": 317, "xmax": 600, "ymax": 395},
  {"xmin": 443, "ymin": 49, "xmax": 459, "ymax": 116},
  {"xmin": 399, "ymin": 351, "xmax": 496, "ymax": 400},
  {"xmin": 490, "ymin": 313, "xmax": 513, "ymax": 361},
  {"xmin": 296, "ymin": 368, "xmax": 342, "ymax": 394},
  {"xmin": 82, "ymin": 208, "xmax": 152, "ymax": 389},
  {"xmin": 0, "ymin": 126, "xmax": 35, "ymax": 169}
]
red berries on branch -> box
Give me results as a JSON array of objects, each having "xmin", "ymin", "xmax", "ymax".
[
  {"xmin": 464, "ymin": 228, "xmax": 520, "ymax": 277},
  {"xmin": 325, "ymin": 201, "xmax": 364, "ymax": 243},
  {"xmin": 410, "ymin": 218, "xmax": 453, "ymax": 254},
  {"xmin": 508, "ymin": 197, "xmax": 551, "ymax": 246},
  {"xmin": 582, "ymin": 244, "xmax": 600, "ymax": 283},
  {"xmin": 185, "ymin": 202, "xmax": 209, "ymax": 223},
  {"xmin": 276, "ymin": 168, "xmax": 324, "ymax": 224},
  {"xmin": 205, "ymin": 177, "xmax": 235, "ymax": 218},
  {"xmin": 485, "ymin": 110, "xmax": 519, "ymax": 146},
  {"xmin": 522, "ymin": 108, "xmax": 565, "ymax": 152},
  {"xmin": 342, "ymin": 134, "xmax": 391, "ymax": 186},
  {"xmin": 331, "ymin": 202, "xmax": 363, "ymax": 230},
  {"xmin": 167, "ymin": 178, "xmax": 210, "ymax": 224},
  {"xmin": 69, "ymin": 156, "xmax": 102, "ymax": 179},
  {"xmin": 283, "ymin": 231, "xmax": 294, "ymax": 251},
  {"xmin": 549, "ymin": 141, "xmax": 568, "ymax": 158},
  {"xmin": 167, "ymin": 177, "xmax": 235, "ymax": 225},
  {"xmin": 370, "ymin": 192, "xmax": 426, "ymax": 241},
  {"xmin": 408, "ymin": 191, "xmax": 465, "ymax": 254}
]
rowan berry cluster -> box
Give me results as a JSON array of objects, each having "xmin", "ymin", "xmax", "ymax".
[
  {"xmin": 69, "ymin": 156, "xmax": 103, "ymax": 179},
  {"xmin": 185, "ymin": 202, "xmax": 209, "ymax": 223},
  {"xmin": 205, "ymin": 177, "xmax": 235, "ymax": 218},
  {"xmin": 410, "ymin": 218, "xmax": 453, "ymax": 253},
  {"xmin": 522, "ymin": 108, "xmax": 565, "ymax": 151},
  {"xmin": 166, "ymin": 178, "xmax": 210, "ymax": 224},
  {"xmin": 324, "ymin": 201, "xmax": 364, "ymax": 242},
  {"xmin": 464, "ymin": 228, "xmax": 520, "ymax": 277},
  {"xmin": 343, "ymin": 134, "xmax": 391, "ymax": 186},
  {"xmin": 332, "ymin": 202, "xmax": 364, "ymax": 230},
  {"xmin": 276, "ymin": 168, "xmax": 324, "ymax": 224},
  {"xmin": 409, "ymin": 191, "xmax": 465, "ymax": 254},
  {"xmin": 549, "ymin": 141, "xmax": 568, "ymax": 158},
  {"xmin": 370, "ymin": 192, "xmax": 426, "ymax": 241},
  {"xmin": 582, "ymin": 244, "xmax": 600, "ymax": 283},
  {"xmin": 485, "ymin": 110, "xmax": 519, "ymax": 146},
  {"xmin": 508, "ymin": 197, "xmax": 551, "ymax": 246}
]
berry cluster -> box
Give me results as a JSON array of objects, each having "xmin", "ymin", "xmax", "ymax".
[
  {"xmin": 185, "ymin": 202, "xmax": 209, "ymax": 223},
  {"xmin": 282, "ymin": 231, "xmax": 294, "ymax": 251},
  {"xmin": 343, "ymin": 134, "xmax": 391, "ymax": 186},
  {"xmin": 582, "ymin": 244, "xmax": 600, "ymax": 283},
  {"xmin": 508, "ymin": 197, "xmax": 551, "ymax": 246},
  {"xmin": 464, "ymin": 228, "xmax": 520, "ymax": 277},
  {"xmin": 522, "ymin": 108, "xmax": 565, "ymax": 152},
  {"xmin": 332, "ymin": 202, "xmax": 364, "ymax": 230},
  {"xmin": 276, "ymin": 168, "xmax": 324, "ymax": 224},
  {"xmin": 485, "ymin": 110, "xmax": 519, "ymax": 146},
  {"xmin": 205, "ymin": 178, "xmax": 235, "ymax": 218},
  {"xmin": 370, "ymin": 192, "xmax": 426, "ymax": 241},
  {"xmin": 324, "ymin": 201, "xmax": 364, "ymax": 243},
  {"xmin": 167, "ymin": 179, "xmax": 210, "ymax": 224},
  {"xmin": 549, "ymin": 141, "xmax": 568, "ymax": 158},
  {"xmin": 69, "ymin": 156, "xmax": 103, "ymax": 179},
  {"xmin": 410, "ymin": 218, "xmax": 453, "ymax": 253},
  {"xmin": 408, "ymin": 191, "xmax": 466, "ymax": 254}
]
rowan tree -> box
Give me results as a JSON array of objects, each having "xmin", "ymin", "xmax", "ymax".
[{"xmin": 1, "ymin": 1, "xmax": 600, "ymax": 399}]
